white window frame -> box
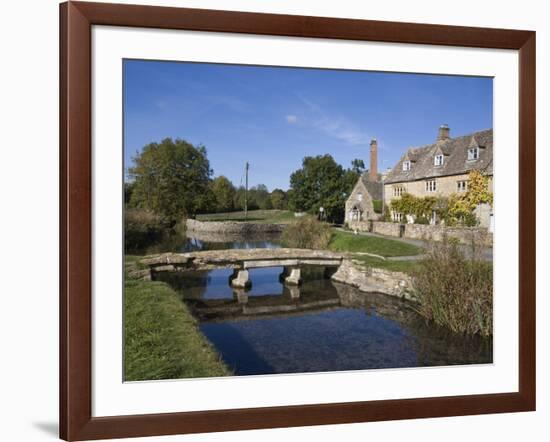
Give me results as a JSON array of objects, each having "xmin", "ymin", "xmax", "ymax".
[
  {"xmin": 393, "ymin": 186, "xmax": 405, "ymax": 197},
  {"xmin": 402, "ymin": 161, "xmax": 411, "ymax": 171},
  {"xmin": 468, "ymin": 147, "xmax": 479, "ymax": 160},
  {"xmin": 457, "ymin": 180, "xmax": 468, "ymax": 192},
  {"xmin": 434, "ymin": 154, "xmax": 444, "ymax": 166},
  {"xmin": 425, "ymin": 179, "xmax": 437, "ymax": 192}
]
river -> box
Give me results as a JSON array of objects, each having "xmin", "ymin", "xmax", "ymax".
[{"xmin": 151, "ymin": 230, "xmax": 492, "ymax": 376}]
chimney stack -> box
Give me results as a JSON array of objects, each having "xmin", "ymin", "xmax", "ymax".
[
  {"xmin": 437, "ymin": 124, "xmax": 450, "ymax": 141},
  {"xmin": 369, "ymin": 138, "xmax": 378, "ymax": 182}
]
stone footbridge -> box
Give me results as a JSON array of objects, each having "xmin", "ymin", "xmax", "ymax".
[{"xmin": 133, "ymin": 248, "xmax": 345, "ymax": 288}]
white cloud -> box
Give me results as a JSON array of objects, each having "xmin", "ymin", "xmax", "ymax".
[
  {"xmin": 295, "ymin": 95, "xmax": 371, "ymax": 146},
  {"xmin": 285, "ymin": 114, "xmax": 298, "ymax": 124}
]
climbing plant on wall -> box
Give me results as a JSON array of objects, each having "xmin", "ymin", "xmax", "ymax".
[
  {"xmin": 448, "ymin": 170, "xmax": 493, "ymax": 225},
  {"xmin": 389, "ymin": 170, "xmax": 492, "ymax": 227}
]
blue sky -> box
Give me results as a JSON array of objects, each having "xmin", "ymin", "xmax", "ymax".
[{"xmin": 124, "ymin": 60, "xmax": 493, "ymax": 191}]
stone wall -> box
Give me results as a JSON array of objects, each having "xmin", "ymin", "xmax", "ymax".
[
  {"xmin": 347, "ymin": 220, "xmax": 371, "ymax": 233},
  {"xmin": 368, "ymin": 221, "xmax": 492, "ymax": 246},
  {"xmin": 372, "ymin": 221, "xmax": 401, "ymax": 237},
  {"xmin": 403, "ymin": 223, "xmax": 492, "ymax": 246},
  {"xmin": 186, "ymin": 218, "xmax": 285, "ymax": 234},
  {"xmin": 331, "ymin": 259, "xmax": 415, "ymax": 302}
]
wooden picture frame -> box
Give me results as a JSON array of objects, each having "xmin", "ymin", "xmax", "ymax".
[{"xmin": 59, "ymin": 1, "xmax": 536, "ymax": 440}]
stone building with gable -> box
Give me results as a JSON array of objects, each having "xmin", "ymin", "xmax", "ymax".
[
  {"xmin": 345, "ymin": 138, "xmax": 384, "ymax": 222},
  {"xmin": 384, "ymin": 125, "xmax": 493, "ymax": 228}
]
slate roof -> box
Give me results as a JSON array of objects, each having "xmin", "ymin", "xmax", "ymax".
[
  {"xmin": 384, "ymin": 129, "xmax": 493, "ymax": 184},
  {"xmin": 359, "ymin": 173, "xmax": 383, "ymax": 200}
]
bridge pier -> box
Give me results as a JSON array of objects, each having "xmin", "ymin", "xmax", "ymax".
[
  {"xmin": 288, "ymin": 286, "xmax": 301, "ymax": 300},
  {"xmin": 283, "ymin": 267, "xmax": 301, "ymax": 286},
  {"xmin": 230, "ymin": 269, "xmax": 251, "ymax": 289},
  {"xmin": 232, "ymin": 288, "xmax": 249, "ymax": 304}
]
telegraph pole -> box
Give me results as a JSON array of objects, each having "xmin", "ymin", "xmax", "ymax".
[{"xmin": 244, "ymin": 162, "xmax": 249, "ymax": 221}]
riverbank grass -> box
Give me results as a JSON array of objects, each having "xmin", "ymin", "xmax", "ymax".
[
  {"xmin": 125, "ymin": 279, "xmax": 230, "ymax": 381},
  {"xmin": 329, "ymin": 230, "xmax": 422, "ymax": 257},
  {"xmin": 412, "ymin": 238, "xmax": 493, "ymax": 336},
  {"xmin": 197, "ymin": 209, "xmax": 295, "ymax": 224},
  {"xmin": 352, "ymin": 255, "xmax": 421, "ymax": 275}
]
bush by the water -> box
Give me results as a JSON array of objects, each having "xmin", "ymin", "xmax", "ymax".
[
  {"xmin": 281, "ymin": 216, "xmax": 332, "ymax": 249},
  {"xmin": 412, "ymin": 235, "xmax": 492, "ymax": 336},
  {"xmin": 125, "ymin": 208, "xmax": 170, "ymax": 253}
]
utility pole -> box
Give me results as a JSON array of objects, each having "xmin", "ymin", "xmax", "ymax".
[{"xmin": 244, "ymin": 162, "xmax": 249, "ymax": 221}]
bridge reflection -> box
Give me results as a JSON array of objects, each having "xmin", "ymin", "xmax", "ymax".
[
  {"xmin": 159, "ymin": 269, "xmax": 416, "ymax": 322},
  {"xmin": 157, "ymin": 270, "xmax": 492, "ymax": 368}
]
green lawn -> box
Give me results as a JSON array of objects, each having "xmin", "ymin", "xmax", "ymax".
[
  {"xmin": 352, "ymin": 255, "xmax": 422, "ymax": 275},
  {"xmin": 125, "ymin": 278, "xmax": 230, "ymax": 381},
  {"xmin": 196, "ymin": 209, "xmax": 295, "ymax": 224},
  {"xmin": 328, "ymin": 230, "xmax": 422, "ymax": 257}
]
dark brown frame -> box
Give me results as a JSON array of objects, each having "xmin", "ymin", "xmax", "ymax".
[{"xmin": 60, "ymin": 1, "xmax": 536, "ymax": 440}]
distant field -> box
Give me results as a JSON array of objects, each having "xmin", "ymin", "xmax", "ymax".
[{"xmin": 196, "ymin": 209, "xmax": 296, "ymax": 224}]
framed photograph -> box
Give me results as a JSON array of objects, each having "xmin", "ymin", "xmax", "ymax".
[{"xmin": 60, "ymin": 1, "xmax": 536, "ymax": 440}]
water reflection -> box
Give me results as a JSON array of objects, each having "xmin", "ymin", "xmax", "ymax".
[
  {"xmin": 140, "ymin": 230, "xmax": 493, "ymax": 375},
  {"xmin": 155, "ymin": 237, "xmax": 493, "ymax": 376}
]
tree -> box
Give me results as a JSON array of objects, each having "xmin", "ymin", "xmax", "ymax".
[
  {"xmin": 249, "ymin": 184, "xmax": 271, "ymax": 210},
  {"xmin": 124, "ymin": 181, "xmax": 135, "ymax": 207},
  {"xmin": 210, "ymin": 176, "xmax": 236, "ymax": 212},
  {"xmin": 270, "ymin": 189, "xmax": 287, "ymax": 210},
  {"xmin": 128, "ymin": 138, "xmax": 214, "ymax": 223},
  {"xmin": 350, "ymin": 158, "xmax": 365, "ymax": 174},
  {"xmin": 288, "ymin": 154, "xmax": 352, "ymax": 223}
]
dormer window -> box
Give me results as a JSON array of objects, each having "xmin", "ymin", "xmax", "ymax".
[
  {"xmin": 434, "ymin": 154, "xmax": 444, "ymax": 166},
  {"xmin": 468, "ymin": 147, "xmax": 479, "ymax": 160},
  {"xmin": 402, "ymin": 161, "xmax": 411, "ymax": 171}
]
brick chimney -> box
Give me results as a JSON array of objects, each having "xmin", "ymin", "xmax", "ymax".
[
  {"xmin": 369, "ymin": 138, "xmax": 378, "ymax": 182},
  {"xmin": 437, "ymin": 124, "xmax": 450, "ymax": 141}
]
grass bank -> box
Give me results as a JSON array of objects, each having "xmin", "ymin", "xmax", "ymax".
[
  {"xmin": 196, "ymin": 209, "xmax": 295, "ymax": 224},
  {"xmin": 125, "ymin": 278, "xmax": 230, "ymax": 381},
  {"xmin": 328, "ymin": 230, "xmax": 422, "ymax": 257},
  {"xmin": 352, "ymin": 255, "xmax": 421, "ymax": 275}
]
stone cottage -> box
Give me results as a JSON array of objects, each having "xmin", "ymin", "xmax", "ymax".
[
  {"xmin": 384, "ymin": 125, "xmax": 493, "ymax": 228},
  {"xmin": 345, "ymin": 138, "xmax": 383, "ymax": 222}
]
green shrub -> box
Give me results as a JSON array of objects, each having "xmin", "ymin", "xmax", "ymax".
[
  {"xmin": 372, "ymin": 200, "xmax": 383, "ymax": 214},
  {"xmin": 281, "ymin": 216, "xmax": 332, "ymax": 249},
  {"xmin": 383, "ymin": 205, "xmax": 392, "ymax": 222},
  {"xmin": 125, "ymin": 208, "xmax": 170, "ymax": 253},
  {"xmin": 415, "ymin": 216, "xmax": 429, "ymax": 225},
  {"xmin": 412, "ymin": 236, "xmax": 493, "ymax": 336},
  {"xmin": 463, "ymin": 212, "xmax": 478, "ymax": 227}
]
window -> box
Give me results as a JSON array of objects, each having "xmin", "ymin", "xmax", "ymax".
[
  {"xmin": 357, "ymin": 192, "xmax": 363, "ymax": 201},
  {"xmin": 402, "ymin": 161, "xmax": 411, "ymax": 171},
  {"xmin": 468, "ymin": 147, "xmax": 479, "ymax": 160},
  {"xmin": 392, "ymin": 212, "xmax": 403, "ymax": 222},
  {"xmin": 425, "ymin": 179, "xmax": 436, "ymax": 192},
  {"xmin": 457, "ymin": 180, "xmax": 468, "ymax": 192},
  {"xmin": 434, "ymin": 154, "xmax": 444, "ymax": 166},
  {"xmin": 393, "ymin": 186, "xmax": 405, "ymax": 197}
]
